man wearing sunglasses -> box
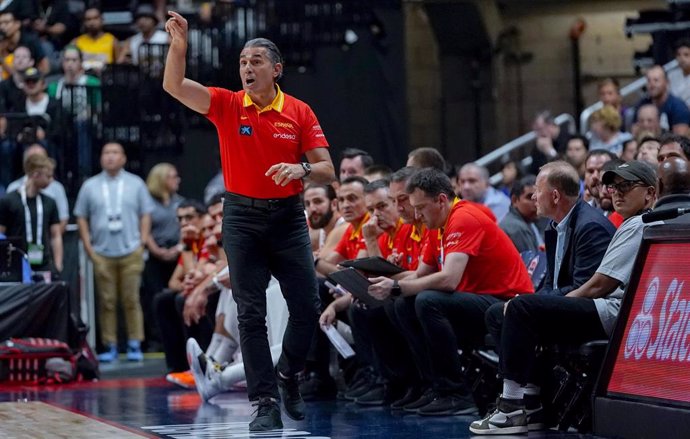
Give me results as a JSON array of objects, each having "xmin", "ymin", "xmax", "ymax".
[{"xmin": 471, "ymin": 160, "xmax": 659, "ymax": 435}]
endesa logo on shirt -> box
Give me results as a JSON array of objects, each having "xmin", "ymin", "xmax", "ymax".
[{"xmin": 608, "ymin": 242, "xmax": 690, "ymax": 404}]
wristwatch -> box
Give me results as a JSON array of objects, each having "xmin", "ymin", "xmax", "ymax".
[
  {"xmin": 391, "ymin": 280, "xmax": 402, "ymax": 297},
  {"xmin": 301, "ymin": 162, "xmax": 312, "ymax": 177}
]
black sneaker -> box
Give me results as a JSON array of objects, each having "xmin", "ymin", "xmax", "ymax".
[
  {"xmin": 354, "ymin": 384, "xmax": 386, "ymax": 406},
  {"xmin": 403, "ymin": 388, "xmax": 437, "ymax": 413},
  {"xmin": 469, "ymin": 396, "xmax": 527, "ymax": 435},
  {"xmin": 417, "ymin": 393, "xmax": 478, "ymax": 416},
  {"xmin": 391, "ymin": 387, "xmax": 422, "ymax": 410},
  {"xmin": 299, "ymin": 372, "xmax": 337, "ymax": 401},
  {"xmin": 276, "ymin": 368, "xmax": 305, "ymax": 421},
  {"xmin": 249, "ymin": 397, "xmax": 283, "ymax": 432}
]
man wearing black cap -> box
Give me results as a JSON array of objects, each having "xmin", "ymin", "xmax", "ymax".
[
  {"xmin": 117, "ymin": 4, "xmax": 168, "ymax": 65},
  {"xmin": 470, "ymin": 160, "xmax": 658, "ymax": 435}
]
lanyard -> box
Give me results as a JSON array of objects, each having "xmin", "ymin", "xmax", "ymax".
[
  {"xmin": 20, "ymin": 185, "xmax": 43, "ymax": 245},
  {"xmin": 102, "ymin": 177, "xmax": 124, "ymax": 217}
]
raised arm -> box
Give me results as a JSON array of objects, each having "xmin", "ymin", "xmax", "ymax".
[{"xmin": 162, "ymin": 11, "xmax": 211, "ymax": 114}]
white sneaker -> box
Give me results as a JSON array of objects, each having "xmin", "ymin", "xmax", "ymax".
[
  {"xmin": 469, "ymin": 397, "xmax": 528, "ymax": 435},
  {"xmin": 186, "ymin": 338, "xmax": 225, "ymax": 402}
]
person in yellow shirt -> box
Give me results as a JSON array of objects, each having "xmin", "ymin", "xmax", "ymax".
[{"xmin": 72, "ymin": 7, "xmax": 118, "ymax": 73}]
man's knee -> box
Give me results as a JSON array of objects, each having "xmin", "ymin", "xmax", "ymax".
[{"xmin": 414, "ymin": 290, "xmax": 443, "ymax": 318}]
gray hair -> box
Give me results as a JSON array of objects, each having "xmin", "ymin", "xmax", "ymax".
[
  {"xmin": 243, "ymin": 38, "xmax": 283, "ymax": 80},
  {"xmin": 459, "ymin": 163, "xmax": 490, "ymax": 182}
]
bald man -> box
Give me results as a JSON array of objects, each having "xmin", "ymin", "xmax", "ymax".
[
  {"xmin": 654, "ymin": 156, "xmax": 690, "ymax": 224},
  {"xmin": 458, "ymin": 163, "xmax": 510, "ymax": 221}
]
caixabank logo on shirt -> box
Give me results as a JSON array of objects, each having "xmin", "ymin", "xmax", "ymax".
[{"xmin": 239, "ymin": 125, "xmax": 252, "ymax": 136}]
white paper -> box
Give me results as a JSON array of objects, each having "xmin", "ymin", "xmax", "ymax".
[{"xmin": 321, "ymin": 324, "xmax": 355, "ymax": 359}]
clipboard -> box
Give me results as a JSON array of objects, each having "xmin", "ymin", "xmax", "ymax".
[
  {"xmin": 327, "ymin": 267, "xmax": 389, "ymax": 309},
  {"xmin": 339, "ymin": 256, "xmax": 404, "ymax": 276}
]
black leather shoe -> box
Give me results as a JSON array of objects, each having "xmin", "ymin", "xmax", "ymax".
[
  {"xmin": 276, "ymin": 368, "xmax": 306, "ymax": 420},
  {"xmin": 249, "ymin": 397, "xmax": 283, "ymax": 431}
]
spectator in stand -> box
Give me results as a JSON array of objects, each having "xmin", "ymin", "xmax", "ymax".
[
  {"xmin": 565, "ymin": 134, "xmax": 589, "ymax": 182},
  {"xmin": 118, "ymin": 4, "xmax": 169, "ymax": 66},
  {"xmin": 407, "ymin": 147, "xmax": 446, "ymax": 171},
  {"xmin": 589, "ymin": 105, "xmax": 633, "ymax": 156},
  {"xmin": 597, "ymin": 158, "xmax": 626, "ymax": 228},
  {"xmin": 584, "ymin": 149, "xmax": 616, "ymax": 210},
  {"xmin": 73, "ymin": 7, "xmax": 119, "ymax": 73},
  {"xmin": 6, "ymin": 144, "xmax": 69, "ymax": 232},
  {"xmin": 634, "ymin": 65, "xmax": 690, "ymax": 136},
  {"xmin": 0, "ymin": 153, "xmax": 62, "ymax": 275},
  {"xmin": 598, "ymin": 78, "xmax": 631, "ymax": 131},
  {"xmin": 339, "ymin": 148, "xmax": 373, "ymax": 181},
  {"xmin": 471, "ymin": 161, "xmax": 657, "ymax": 435},
  {"xmin": 621, "ymin": 138, "xmax": 638, "ymax": 162},
  {"xmin": 496, "ymin": 159, "xmax": 524, "ymax": 197},
  {"xmin": 48, "ymin": 45, "xmax": 101, "ymax": 176},
  {"xmin": 142, "ymin": 163, "xmax": 184, "ymax": 351},
  {"xmin": 458, "ymin": 163, "xmax": 510, "ymax": 222},
  {"xmin": 0, "ymin": 45, "xmax": 34, "ymax": 112},
  {"xmin": 636, "ymin": 136, "xmax": 660, "ymax": 167},
  {"xmin": 363, "ymin": 164, "xmax": 392, "ymax": 182},
  {"xmin": 657, "ymin": 133, "xmax": 690, "ymax": 163},
  {"xmin": 18, "ymin": 67, "xmax": 60, "ymax": 119},
  {"xmin": 530, "ymin": 110, "xmax": 570, "ymax": 174},
  {"xmin": 499, "ymin": 175, "xmax": 542, "ymax": 254},
  {"xmin": 669, "ymin": 38, "xmax": 690, "ymax": 108},
  {"xmin": 0, "ymin": 1, "xmax": 38, "ymax": 22},
  {"xmin": 0, "ymin": 11, "xmax": 49, "ymax": 75},
  {"xmin": 74, "ymin": 142, "xmax": 154, "ymax": 363},
  {"xmin": 655, "ymin": 157, "xmax": 690, "ymax": 224},
  {"xmin": 366, "ymin": 168, "xmax": 534, "ymax": 416},
  {"xmin": 632, "ymin": 104, "xmax": 663, "ymax": 138},
  {"xmin": 31, "ymin": 0, "xmax": 75, "ymax": 69}
]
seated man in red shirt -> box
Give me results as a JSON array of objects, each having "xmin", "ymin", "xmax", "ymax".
[{"xmin": 368, "ymin": 168, "xmax": 534, "ymax": 416}]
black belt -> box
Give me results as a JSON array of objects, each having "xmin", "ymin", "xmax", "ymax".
[{"xmin": 225, "ymin": 192, "xmax": 300, "ymax": 210}]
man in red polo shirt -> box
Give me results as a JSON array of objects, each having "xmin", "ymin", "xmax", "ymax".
[
  {"xmin": 314, "ymin": 176, "xmax": 371, "ymax": 275},
  {"xmin": 368, "ymin": 168, "xmax": 534, "ymax": 416},
  {"xmin": 163, "ymin": 12, "xmax": 336, "ymax": 431}
]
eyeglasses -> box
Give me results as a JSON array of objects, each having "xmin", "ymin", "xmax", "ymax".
[{"xmin": 605, "ymin": 180, "xmax": 645, "ymax": 194}]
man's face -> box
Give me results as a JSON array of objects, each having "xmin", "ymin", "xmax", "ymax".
[
  {"xmin": 177, "ymin": 206, "xmax": 201, "ymax": 229},
  {"xmin": 23, "ymin": 78, "xmax": 44, "ymax": 97},
  {"xmin": 533, "ymin": 173, "xmax": 555, "ymax": 219},
  {"xmin": 304, "ymin": 187, "xmax": 335, "ymax": 229},
  {"xmin": 677, "ymin": 46, "xmax": 690, "ymax": 72},
  {"xmin": 136, "ymin": 16, "xmax": 156, "ymax": 34},
  {"xmin": 389, "ymin": 180, "xmax": 415, "ymax": 223},
  {"xmin": 13, "ymin": 47, "xmax": 33, "ymax": 72},
  {"xmin": 0, "ymin": 13, "xmax": 19, "ymax": 38},
  {"xmin": 337, "ymin": 182, "xmax": 367, "ymax": 223},
  {"xmin": 239, "ymin": 46, "xmax": 281, "ymax": 96},
  {"xmin": 100, "ymin": 143, "xmax": 126, "ymax": 172},
  {"xmin": 365, "ymin": 188, "xmax": 399, "ymax": 231},
  {"xmin": 646, "ymin": 68, "xmax": 668, "ymax": 99},
  {"xmin": 637, "ymin": 106, "xmax": 661, "ymax": 134},
  {"xmin": 84, "ymin": 9, "xmax": 103, "ymax": 33},
  {"xmin": 658, "ymin": 142, "xmax": 689, "ymax": 163},
  {"xmin": 207, "ymin": 202, "xmax": 223, "ymax": 225},
  {"xmin": 566, "ymin": 139, "xmax": 588, "ymax": 169},
  {"xmin": 62, "ymin": 49, "xmax": 82, "ymax": 76},
  {"xmin": 32, "ymin": 167, "xmax": 54, "ymax": 190},
  {"xmin": 584, "ymin": 154, "xmax": 611, "ymax": 199},
  {"xmin": 621, "ymin": 141, "xmax": 638, "ymax": 163},
  {"xmin": 409, "ymin": 189, "xmax": 445, "ymax": 229},
  {"xmin": 638, "ymin": 140, "xmax": 660, "ymax": 166},
  {"xmin": 339, "ymin": 156, "xmax": 365, "ymax": 180},
  {"xmin": 514, "ymin": 184, "xmax": 538, "ymax": 222},
  {"xmin": 599, "ymin": 83, "xmax": 620, "ymax": 107},
  {"xmin": 459, "ymin": 168, "xmax": 488, "ymax": 202},
  {"xmin": 608, "ymin": 176, "xmax": 652, "ymax": 219}
]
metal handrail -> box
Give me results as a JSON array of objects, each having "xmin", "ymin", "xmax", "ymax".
[
  {"xmin": 474, "ymin": 113, "xmax": 577, "ymax": 185},
  {"xmin": 579, "ymin": 59, "xmax": 679, "ymax": 134}
]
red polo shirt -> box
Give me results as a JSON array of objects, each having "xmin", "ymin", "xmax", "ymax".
[
  {"xmin": 334, "ymin": 213, "xmax": 370, "ymax": 260},
  {"xmin": 421, "ymin": 200, "xmax": 533, "ymax": 298},
  {"xmin": 205, "ymin": 86, "xmax": 329, "ymax": 199},
  {"xmin": 378, "ymin": 221, "xmax": 427, "ymax": 271}
]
